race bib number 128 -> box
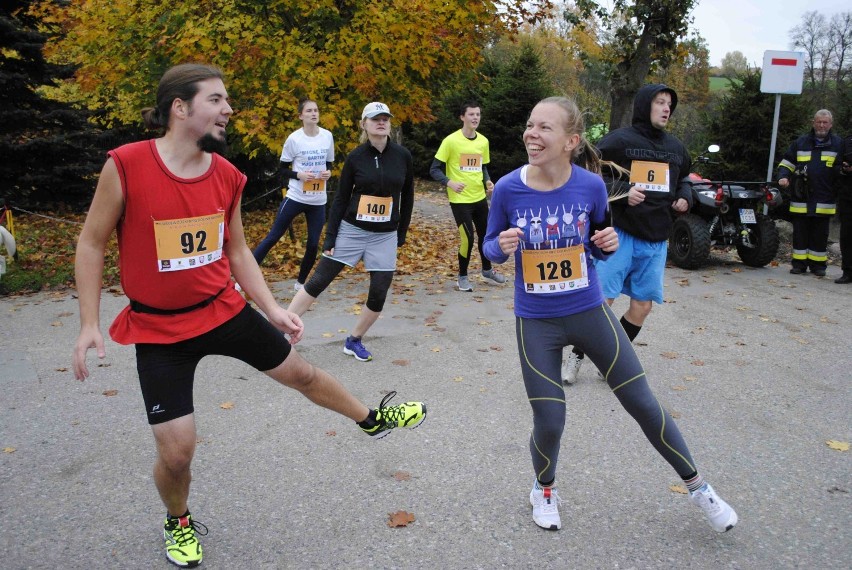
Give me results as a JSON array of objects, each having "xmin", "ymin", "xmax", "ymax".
[{"xmin": 520, "ymin": 245, "xmax": 588, "ymax": 294}]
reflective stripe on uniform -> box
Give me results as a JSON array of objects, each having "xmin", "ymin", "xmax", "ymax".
[
  {"xmin": 779, "ymin": 159, "xmax": 795, "ymax": 172},
  {"xmin": 822, "ymin": 151, "xmax": 837, "ymax": 167},
  {"xmin": 807, "ymin": 250, "xmax": 827, "ymax": 262},
  {"xmin": 796, "ymin": 150, "xmax": 811, "ymax": 161},
  {"xmin": 792, "ymin": 249, "xmax": 808, "ymax": 260},
  {"xmin": 789, "ymin": 201, "xmax": 808, "ymax": 214},
  {"xmin": 815, "ymin": 203, "xmax": 836, "ymax": 215}
]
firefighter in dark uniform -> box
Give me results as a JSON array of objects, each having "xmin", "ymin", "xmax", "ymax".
[{"xmin": 776, "ymin": 109, "xmax": 841, "ymax": 277}]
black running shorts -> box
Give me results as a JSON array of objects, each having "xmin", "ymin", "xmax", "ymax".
[{"xmin": 135, "ymin": 304, "xmax": 291, "ymax": 425}]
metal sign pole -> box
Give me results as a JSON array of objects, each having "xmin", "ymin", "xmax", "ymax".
[{"xmin": 766, "ymin": 94, "xmax": 781, "ymax": 182}]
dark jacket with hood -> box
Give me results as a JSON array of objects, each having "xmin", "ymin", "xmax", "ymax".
[
  {"xmin": 596, "ymin": 84, "xmax": 693, "ymax": 242},
  {"xmin": 776, "ymin": 128, "xmax": 841, "ymax": 216}
]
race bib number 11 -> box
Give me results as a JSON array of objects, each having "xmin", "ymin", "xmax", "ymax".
[
  {"xmin": 154, "ymin": 213, "xmax": 224, "ymax": 272},
  {"xmin": 304, "ymin": 178, "xmax": 326, "ymax": 193}
]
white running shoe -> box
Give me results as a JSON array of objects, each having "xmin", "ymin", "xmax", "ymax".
[
  {"xmin": 481, "ymin": 269, "xmax": 506, "ymax": 284},
  {"xmin": 561, "ymin": 352, "xmax": 583, "ymax": 385},
  {"xmin": 689, "ymin": 483, "xmax": 738, "ymax": 532},
  {"xmin": 457, "ymin": 275, "xmax": 473, "ymax": 292},
  {"xmin": 529, "ymin": 480, "xmax": 562, "ymax": 530}
]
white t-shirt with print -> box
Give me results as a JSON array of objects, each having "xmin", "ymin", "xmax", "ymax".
[{"xmin": 280, "ymin": 127, "xmax": 335, "ymax": 206}]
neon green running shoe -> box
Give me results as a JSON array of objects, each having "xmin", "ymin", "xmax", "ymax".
[
  {"xmin": 361, "ymin": 391, "xmax": 427, "ymax": 439},
  {"xmin": 164, "ymin": 513, "xmax": 207, "ymax": 568}
]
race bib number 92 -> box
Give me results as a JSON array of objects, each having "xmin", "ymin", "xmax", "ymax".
[{"xmin": 153, "ymin": 213, "xmax": 224, "ymax": 272}]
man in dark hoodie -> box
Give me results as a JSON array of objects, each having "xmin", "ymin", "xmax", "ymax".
[{"xmin": 562, "ymin": 84, "xmax": 693, "ymax": 384}]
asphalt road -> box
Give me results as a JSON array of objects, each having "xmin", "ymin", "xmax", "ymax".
[{"xmin": 1, "ymin": 217, "xmax": 850, "ymax": 569}]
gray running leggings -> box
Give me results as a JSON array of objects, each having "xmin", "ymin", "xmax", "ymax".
[{"xmin": 515, "ymin": 303, "xmax": 697, "ymax": 484}]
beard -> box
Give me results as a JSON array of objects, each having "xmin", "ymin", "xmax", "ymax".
[{"xmin": 197, "ymin": 133, "xmax": 228, "ymax": 155}]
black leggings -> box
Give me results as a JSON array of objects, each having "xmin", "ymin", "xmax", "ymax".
[
  {"xmin": 450, "ymin": 199, "xmax": 491, "ymax": 276},
  {"xmin": 515, "ymin": 303, "xmax": 697, "ymax": 484},
  {"xmin": 305, "ymin": 256, "xmax": 395, "ymax": 313}
]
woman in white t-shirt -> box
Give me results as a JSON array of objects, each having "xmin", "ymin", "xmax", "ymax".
[{"xmin": 252, "ymin": 99, "xmax": 335, "ymax": 290}]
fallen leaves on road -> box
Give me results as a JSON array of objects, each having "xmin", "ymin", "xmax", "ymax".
[
  {"xmin": 102, "ymin": 389, "xmax": 118, "ymax": 397},
  {"xmin": 4, "ymin": 447, "xmax": 16, "ymax": 453},
  {"xmin": 826, "ymin": 440, "xmax": 849, "ymax": 452},
  {"xmin": 669, "ymin": 483, "xmax": 688, "ymax": 494},
  {"xmin": 220, "ymin": 402, "xmax": 235, "ymax": 410},
  {"xmin": 392, "ymin": 359, "xmax": 410, "ymax": 366},
  {"xmin": 387, "ymin": 511, "xmax": 416, "ymax": 528},
  {"xmin": 393, "ymin": 471, "xmax": 411, "ymax": 481}
]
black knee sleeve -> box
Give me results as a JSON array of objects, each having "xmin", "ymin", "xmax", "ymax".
[
  {"xmin": 304, "ymin": 257, "xmax": 345, "ymax": 298},
  {"xmin": 366, "ymin": 271, "xmax": 395, "ymax": 312}
]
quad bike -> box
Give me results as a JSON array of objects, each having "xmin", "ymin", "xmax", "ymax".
[{"xmin": 667, "ymin": 145, "xmax": 782, "ymax": 269}]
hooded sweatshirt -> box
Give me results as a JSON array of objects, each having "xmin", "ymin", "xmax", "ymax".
[{"xmin": 596, "ymin": 84, "xmax": 693, "ymax": 242}]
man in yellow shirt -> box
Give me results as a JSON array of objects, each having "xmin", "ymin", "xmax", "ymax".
[{"xmin": 431, "ymin": 103, "xmax": 506, "ymax": 291}]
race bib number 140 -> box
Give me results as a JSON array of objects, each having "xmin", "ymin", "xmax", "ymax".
[{"xmin": 356, "ymin": 195, "xmax": 393, "ymax": 222}]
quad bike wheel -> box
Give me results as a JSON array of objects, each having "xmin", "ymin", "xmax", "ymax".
[
  {"xmin": 736, "ymin": 215, "xmax": 779, "ymax": 267},
  {"xmin": 668, "ymin": 213, "xmax": 711, "ymax": 269}
]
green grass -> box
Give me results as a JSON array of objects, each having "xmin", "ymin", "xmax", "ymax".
[
  {"xmin": 710, "ymin": 76, "xmax": 741, "ymax": 92},
  {"xmin": 0, "ymin": 263, "xmax": 75, "ymax": 295}
]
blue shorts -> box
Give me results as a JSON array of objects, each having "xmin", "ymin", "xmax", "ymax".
[{"xmin": 595, "ymin": 229, "xmax": 666, "ymax": 304}]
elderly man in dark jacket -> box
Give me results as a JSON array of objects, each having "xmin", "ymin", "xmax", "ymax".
[{"xmin": 776, "ymin": 109, "xmax": 841, "ymax": 277}]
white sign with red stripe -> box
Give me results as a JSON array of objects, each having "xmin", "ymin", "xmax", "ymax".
[{"xmin": 760, "ymin": 50, "xmax": 805, "ymax": 94}]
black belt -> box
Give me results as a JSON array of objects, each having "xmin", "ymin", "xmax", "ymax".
[{"xmin": 129, "ymin": 285, "xmax": 228, "ymax": 315}]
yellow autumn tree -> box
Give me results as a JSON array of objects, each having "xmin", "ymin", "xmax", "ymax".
[{"xmin": 32, "ymin": 0, "xmax": 553, "ymax": 157}]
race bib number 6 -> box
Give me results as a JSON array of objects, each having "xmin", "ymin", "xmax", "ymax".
[
  {"xmin": 356, "ymin": 195, "xmax": 393, "ymax": 222},
  {"xmin": 153, "ymin": 213, "xmax": 224, "ymax": 272},
  {"xmin": 630, "ymin": 161, "xmax": 670, "ymax": 193},
  {"xmin": 521, "ymin": 245, "xmax": 588, "ymax": 294}
]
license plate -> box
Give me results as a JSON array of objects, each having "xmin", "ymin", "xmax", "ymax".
[{"xmin": 739, "ymin": 208, "xmax": 756, "ymax": 224}]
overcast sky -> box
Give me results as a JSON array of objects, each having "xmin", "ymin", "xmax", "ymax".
[{"xmin": 690, "ymin": 0, "xmax": 850, "ymax": 67}]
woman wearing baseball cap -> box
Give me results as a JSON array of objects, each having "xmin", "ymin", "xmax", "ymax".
[{"xmin": 288, "ymin": 102, "xmax": 414, "ymax": 362}]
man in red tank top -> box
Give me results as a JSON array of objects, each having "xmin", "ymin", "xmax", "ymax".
[{"xmin": 71, "ymin": 64, "xmax": 426, "ymax": 568}]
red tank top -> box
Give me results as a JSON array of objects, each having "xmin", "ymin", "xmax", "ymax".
[{"xmin": 107, "ymin": 140, "xmax": 247, "ymax": 344}]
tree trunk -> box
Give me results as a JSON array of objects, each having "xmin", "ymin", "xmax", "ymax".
[{"xmin": 607, "ymin": 22, "xmax": 657, "ymax": 130}]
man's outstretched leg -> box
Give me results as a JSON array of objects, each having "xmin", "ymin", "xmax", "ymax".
[{"xmin": 265, "ymin": 348, "xmax": 426, "ymax": 438}]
